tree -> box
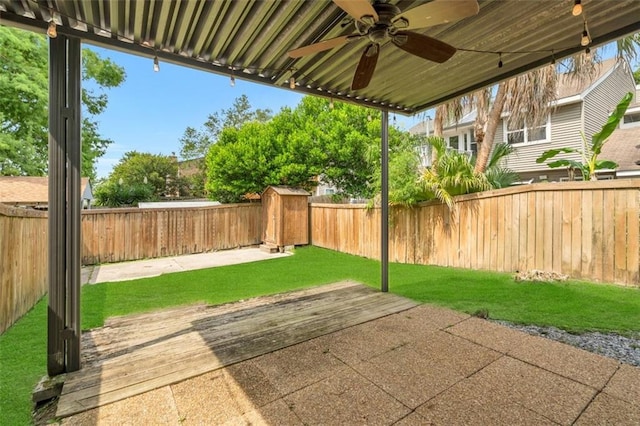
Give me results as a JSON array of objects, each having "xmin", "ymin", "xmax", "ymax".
[
  {"xmin": 94, "ymin": 181, "xmax": 154, "ymax": 207},
  {"xmin": 204, "ymin": 96, "xmax": 412, "ymax": 203},
  {"xmin": 536, "ymin": 92, "xmax": 633, "ymax": 181},
  {"xmin": 179, "ymin": 95, "xmax": 272, "ymax": 195},
  {"xmin": 0, "ymin": 26, "xmax": 126, "ymax": 179},
  {"xmin": 179, "ymin": 94, "xmax": 273, "ymax": 161},
  {"xmin": 107, "ymin": 151, "xmax": 188, "ymax": 198}
]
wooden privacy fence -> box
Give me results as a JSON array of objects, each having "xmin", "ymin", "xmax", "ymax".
[
  {"xmin": 310, "ymin": 179, "xmax": 640, "ymax": 287},
  {"xmin": 0, "ymin": 204, "xmax": 48, "ymax": 334},
  {"xmin": 82, "ymin": 203, "xmax": 262, "ymax": 264}
]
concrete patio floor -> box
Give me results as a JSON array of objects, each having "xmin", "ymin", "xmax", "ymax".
[{"xmin": 58, "ymin": 283, "xmax": 640, "ymax": 425}]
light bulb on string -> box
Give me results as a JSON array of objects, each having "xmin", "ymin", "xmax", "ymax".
[
  {"xmin": 580, "ymin": 22, "xmax": 590, "ymax": 47},
  {"xmin": 585, "ymin": 47, "xmax": 592, "ymax": 60},
  {"xmin": 329, "ymin": 98, "xmax": 334, "ymax": 109},
  {"xmin": 497, "ymin": 53, "xmax": 503, "ymax": 68},
  {"xmin": 47, "ymin": 20, "xmax": 57, "ymax": 38},
  {"xmin": 153, "ymin": 56, "xmax": 159, "ymax": 72},
  {"xmin": 289, "ymin": 76, "xmax": 296, "ymax": 90},
  {"xmin": 230, "ymin": 75, "xmax": 236, "ymax": 87},
  {"xmin": 572, "ymin": 0, "xmax": 582, "ymax": 16}
]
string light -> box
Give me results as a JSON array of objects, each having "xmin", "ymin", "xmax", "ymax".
[
  {"xmin": 47, "ymin": 20, "xmax": 57, "ymax": 38},
  {"xmin": 329, "ymin": 98, "xmax": 334, "ymax": 109},
  {"xmin": 580, "ymin": 21, "xmax": 590, "ymax": 47},
  {"xmin": 230, "ymin": 75, "xmax": 235, "ymax": 87},
  {"xmin": 572, "ymin": 0, "xmax": 582, "ymax": 16},
  {"xmin": 153, "ymin": 56, "xmax": 159, "ymax": 72},
  {"xmin": 35, "ymin": 2, "xmax": 608, "ymax": 112},
  {"xmin": 550, "ymin": 50, "xmax": 556, "ymax": 65},
  {"xmin": 585, "ymin": 46, "xmax": 592, "ymax": 60}
]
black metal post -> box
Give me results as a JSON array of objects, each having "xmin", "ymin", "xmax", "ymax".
[
  {"xmin": 381, "ymin": 110, "xmax": 389, "ymax": 292},
  {"xmin": 48, "ymin": 35, "xmax": 82, "ymax": 376}
]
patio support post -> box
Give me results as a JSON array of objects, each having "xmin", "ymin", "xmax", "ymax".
[
  {"xmin": 48, "ymin": 34, "xmax": 82, "ymax": 376},
  {"xmin": 381, "ymin": 110, "xmax": 389, "ymax": 292}
]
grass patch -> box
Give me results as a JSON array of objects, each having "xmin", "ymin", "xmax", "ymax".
[
  {"xmin": 2, "ymin": 245, "xmax": 639, "ymax": 425},
  {"xmin": 0, "ymin": 298, "xmax": 47, "ymax": 426}
]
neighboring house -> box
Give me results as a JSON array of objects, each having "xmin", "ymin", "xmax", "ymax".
[
  {"xmin": 410, "ymin": 58, "xmax": 637, "ymax": 182},
  {"xmin": 0, "ymin": 176, "xmax": 93, "ymax": 209}
]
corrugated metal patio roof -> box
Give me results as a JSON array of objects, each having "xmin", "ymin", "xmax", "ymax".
[
  {"xmin": 1, "ymin": 0, "xmax": 639, "ymax": 114},
  {"xmin": 0, "ymin": 0, "xmax": 640, "ymax": 114}
]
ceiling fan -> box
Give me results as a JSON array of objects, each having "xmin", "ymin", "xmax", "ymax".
[{"xmin": 287, "ymin": 0, "xmax": 479, "ymax": 91}]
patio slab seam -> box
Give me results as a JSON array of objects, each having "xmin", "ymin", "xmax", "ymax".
[{"xmin": 571, "ymin": 363, "xmax": 622, "ymax": 424}]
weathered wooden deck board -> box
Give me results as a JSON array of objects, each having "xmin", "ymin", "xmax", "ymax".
[{"xmin": 57, "ymin": 281, "xmax": 418, "ymax": 418}]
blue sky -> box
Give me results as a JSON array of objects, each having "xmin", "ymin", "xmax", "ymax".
[{"xmin": 87, "ymin": 46, "xmax": 421, "ymax": 179}]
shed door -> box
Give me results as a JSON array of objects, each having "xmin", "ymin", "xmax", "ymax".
[{"xmin": 263, "ymin": 191, "xmax": 278, "ymax": 244}]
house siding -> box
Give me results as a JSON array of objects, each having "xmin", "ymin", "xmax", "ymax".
[
  {"xmin": 583, "ymin": 61, "xmax": 635, "ymax": 140},
  {"xmin": 504, "ymin": 102, "xmax": 582, "ymax": 174}
]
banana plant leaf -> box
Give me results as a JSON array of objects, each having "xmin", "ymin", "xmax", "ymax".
[
  {"xmin": 591, "ymin": 92, "xmax": 633, "ymax": 154},
  {"xmin": 536, "ymin": 148, "xmax": 578, "ymax": 163}
]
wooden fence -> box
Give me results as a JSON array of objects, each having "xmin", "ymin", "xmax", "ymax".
[
  {"xmin": 0, "ymin": 204, "xmax": 48, "ymax": 334},
  {"xmin": 81, "ymin": 203, "xmax": 262, "ymax": 264},
  {"xmin": 310, "ymin": 179, "xmax": 640, "ymax": 287},
  {"xmin": 1, "ymin": 203, "xmax": 262, "ymax": 332}
]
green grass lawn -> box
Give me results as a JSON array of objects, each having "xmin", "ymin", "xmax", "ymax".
[{"xmin": 2, "ymin": 245, "xmax": 639, "ymax": 425}]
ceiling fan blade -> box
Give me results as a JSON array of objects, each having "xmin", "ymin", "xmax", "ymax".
[
  {"xmin": 351, "ymin": 43, "xmax": 379, "ymax": 91},
  {"xmin": 333, "ymin": 0, "xmax": 378, "ymax": 23},
  {"xmin": 288, "ymin": 35, "xmax": 351, "ymax": 58},
  {"xmin": 392, "ymin": 31, "xmax": 456, "ymax": 63},
  {"xmin": 393, "ymin": 0, "xmax": 479, "ymax": 30}
]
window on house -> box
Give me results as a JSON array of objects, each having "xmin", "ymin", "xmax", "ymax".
[
  {"xmin": 449, "ymin": 135, "xmax": 459, "ymax": 150},
  {"xmin": 505, "ymin": 117, "xmax": 548, "ymax": 144},
  {"xmin": 469, "ymin": 131, "xmax": 477, "ymax": 154},
  {"xmin": 623, "ymin": 111, "xmax": 640, "ymax": 127}
]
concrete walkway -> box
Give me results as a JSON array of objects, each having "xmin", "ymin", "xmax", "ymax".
[{"xmin": 81, "ymin": 248, "xmax": 291, "ymax": 284}]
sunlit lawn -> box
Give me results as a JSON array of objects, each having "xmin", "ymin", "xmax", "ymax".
[{"xmin": 2, "ymin": 245, "xmax": 639, "ymax": 425}]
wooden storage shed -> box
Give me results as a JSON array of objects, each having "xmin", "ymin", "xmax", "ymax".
[{"xmin": 262, "ymin": 186, "xmax": 310, "ymax": 249}]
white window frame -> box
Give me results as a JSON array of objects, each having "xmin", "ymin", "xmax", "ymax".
[
  {"xmin": 503, "ymin": 114, "xmax": 551, "ymax": 146},
  {"xmin": 621, "ymin": 108, "xmax": 640, "ymax": 129}
]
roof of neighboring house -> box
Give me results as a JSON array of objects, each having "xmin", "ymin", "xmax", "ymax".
[
  {"xmin": 600, "ymin": 126, "xmax": 640, "ymax": 172},
  {"xmin": 0, "ymin": 176, "xmax": 91, "ymax": 205},
  {"xmin": 555, "ymin": 58, "xmax": 619, "ymax": 99}
]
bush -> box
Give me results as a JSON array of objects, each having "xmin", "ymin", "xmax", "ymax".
[{"xmin": 94, "ymin": 181, "xmax": 155, "ymax": 207}]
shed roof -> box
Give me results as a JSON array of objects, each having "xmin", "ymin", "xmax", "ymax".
[
  {"xmin": 263, "ymin": 186, "xmax": 311, "ymax": 196},
  {"xmin": 0, "ymin": 176, "xmax": 91, "ymax": 205},
  {"xmin": 2, "ymin": 1, "xmax": 639, "ymax": 115}
]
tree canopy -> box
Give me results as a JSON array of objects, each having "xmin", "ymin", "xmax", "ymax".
[
  {"xmin": 0, "ymin": 26, "xmax": 125, "ymax": 179},
  {"xmin": 179, "ymin": 94, "xmax": 273, "ymax": 161},
  {"xmin": 204, "ymin": 96, "xmax": 412, "ymax": 203},
  {"xmin": 107, "ymin": 151, "xmax": 187, "ymax": 197}
]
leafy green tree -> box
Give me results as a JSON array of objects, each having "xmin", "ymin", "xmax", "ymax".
[
  {"xmin": 536, "ymin": 92, "xmax": 633, "ymax": 181},
  {"xmin": 108, "ymin": 151, "xmax": 188, "ymax": 198},
  {"xmin": 204, "ymin": 96, "xmax": 413, "ymax": 203},
  {"xmin": 179, "ymin": 94, "xmax": 272, "ymax": 161},
  {"xmin": 0, "ymin": 26, "xmax": 126, "ymax": 179},
  {"xmin": 179, "ymin": 95, "xmax": 272, "ymax": 195},
  {"xmin": 94, "ymin": 181, "xmax": 155, "ymax": 207}
]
